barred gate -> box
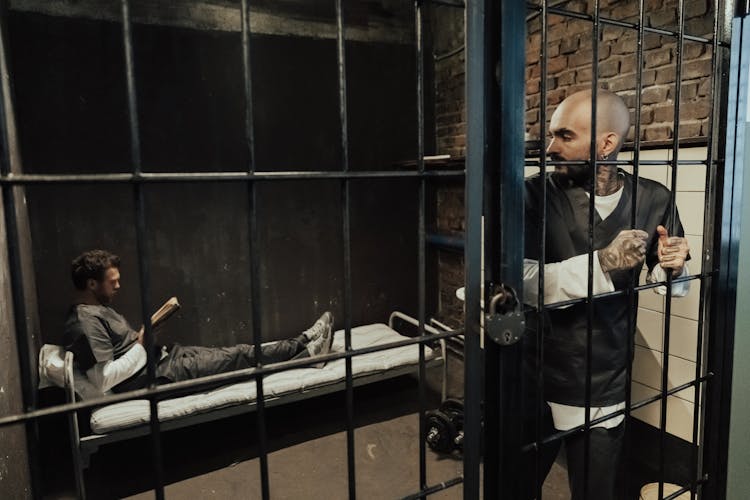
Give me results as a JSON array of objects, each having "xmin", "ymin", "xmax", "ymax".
[{"xmin": 463, "ymin": 0, "xmax": 743, "ymax": 499}]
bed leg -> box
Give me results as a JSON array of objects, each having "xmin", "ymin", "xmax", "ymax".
[{"xmin": 440, "ymin": 339, "xmax": 448, "ymax": 402}]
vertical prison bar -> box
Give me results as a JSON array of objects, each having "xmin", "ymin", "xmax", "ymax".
[
  {"xmin": 658, "ymin": 0, "xmax": 687, "ymax": 497},
  {"xmin": 239, "ymin": 2, "xmax": 271, "ymax": 498},
  {"xmin": 120, "ymin": 1, "xmax": 166, "ymax": 497},
  {"xmin": 689, "ymin": 1, "xmax": 725, "ymax": 497},
  {"xmin": 463, "ymin": 0, "xmax": 485, "ymax": 496},
  {"xmin": 333, "ymin": 0, "xmax": 357, "ymax": 497},
  {"xmin": 535, "ymin": 0, "xmax": 549, "ymax": 497},
  {"xmin": 622, "ymin": 0, "xmax": 647, "ymax": 493},
  {"xmin": 415, "ymin": 0, "xmax": 429, "ymax": 494}
]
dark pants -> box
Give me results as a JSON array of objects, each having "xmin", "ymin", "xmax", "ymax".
[
  {"xmin": 157, "ymin": 335, "xmax": 308, "ymax": 383},
  {"xmin": 522, "ymin": 401, "xmax": 625, "ymax": 500},
  {"xmin": 114, "ymin": 335, "xmax": 308, "ymax": 392}
]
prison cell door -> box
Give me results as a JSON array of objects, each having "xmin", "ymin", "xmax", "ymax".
[{"xmin": 463, "ymin": 0, "xmax": 742, "ymax": 499}]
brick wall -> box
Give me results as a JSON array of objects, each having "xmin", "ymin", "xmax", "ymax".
[
  {"xmin": 432, "ymin": 4, "xmax": 466, "ymax": 328},
  {"xmin": 525, "ymin": 0, "xmax": 714, "ymax": 143}
]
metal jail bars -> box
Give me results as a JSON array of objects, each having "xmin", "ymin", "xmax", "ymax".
[
  {"xmin": 0, "ymin": 1, "xmax": 466, "ymax": 499},
  {"xmin": 472, "ymin": 0, "xmax": 734, "ymax": 499}
]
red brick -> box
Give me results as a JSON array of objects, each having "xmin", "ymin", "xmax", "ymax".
[
  {"xmin": 599, "ymin": 58, "xmax": 620, "ymax": 78},
  {"xmin": 683, "ymin": 58, "xmax": 712, "ymax": 80},
  {"xmin": 644, "ymin": 124, "xmax": 673, "ymax": 141},
  {"xmin": 528, "ymin": 33, "xmax": 542, "ymax": 51},
  {"xmin": 548, "ymin": 56, "xmax": 569, "ymax": 74},
  {"xmin": 683, "ymin": 42, "xmax": 706, "ymax": 60},
  {"xmin": 643, "ymin": 70, "xmax": 657, "ymax": 86},
  {"xmin": 527, "ymin": 78, "xmax": 540, "ymax": 94},
  {"xmin": 561, "ymin": 36, "xmax": 580, "ymax": 55},
  {"xmin": 607, "ymin": 74, "xmax": 636, "ymax": 92},
  {"xmin": 526, "ymin": 109, "xmax": 539, "ymax": 124},
  {"xmin": 612, "ymin": 35, "xmax": 637, "ymax": 55},
  {"xmin": 620, "ymin": 56, "xmax": 637, "ymax": 75},
  {"xmin": 527, "ymin": 93, "xmax": 540, "ymax": 109},
  {"xmin": 680, "ymin": 98, "xmax": 712, "ymax": 120},
  {"xmin": 547, "ymin": 88, "xmax": 567, "ymax": 105},
  {"xmin": 644, "ymin": 34, "xmax": 665, "ymax": 50},
  {"xmin": 681, "ymin": 82, "xmax": 699, "ymax": 100},
  {"xmin": 656, "ymin": 66, "xmax": 676, "ymax": 84},
  {"xmin": 557, "ymin": 71, "xmax": 575, "ymax": 87},
  {"xmin": 568, "ymin": 50, "xmax": 592, "ymax": 68},
  {"xmin": 602, "ymin": 27, "xmax": 625, "ymax": 42},
  {"xmin": 677, "ymin": 120, "xmax": 703, "ymax": 139},
  {"xmin": 577, "ymin": 67, "xmax": 593, "ymax": 83},
  {"xmin": 642, "ymin": 85, "xmax": 670, "ymax": 104},
  {"xmin": 548, "ymin": 43, "xmax": 561, "ymax": 58},
  {"xmin": 640, "ymin": 107, "xmax": 655, "ymax": 125},
  {"xmin": 698, "ymin": 78, "xmax": 712, "ymax": 97},
  {"xmin": 685, "ymin": 15, "xmax": 715, "ymax": 37},
  {"xmin": 650, "ymin": 7, "xmax": 677, "ymax": 27},
  {"xmin": 668, "ymin": 82, "xmax": 699, "ymax": 101},
  {"xmin": 598, "ymin": 45, "xmax": 612, "ymax": 61},
  {"xmin": 686, "ymin": 0, "xmax": 710, "ymax": 18},
  {"xmin": 645, "ymin": 48, "xmax": 672, "ymax": 68},
  {"xmin": 652, "ymin": 102, "xmax": 675, "ymax": 122},
  {"xmin": 618, "ymin": 0, "xmax": 641, "ymax": 18}
]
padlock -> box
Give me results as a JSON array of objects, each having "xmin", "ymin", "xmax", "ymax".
[{"xmin": 485, "ymin": 290, "xmax": 525, "ymax": 346}]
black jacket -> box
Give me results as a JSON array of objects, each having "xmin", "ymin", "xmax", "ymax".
[{"xmin": 524, "ymin": 171, "xmax": 685, "ymax": 406}]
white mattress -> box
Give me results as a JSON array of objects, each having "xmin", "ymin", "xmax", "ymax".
[{"xmin": 89, "ymin": 323, "xmax": 437, "ymax": 434}]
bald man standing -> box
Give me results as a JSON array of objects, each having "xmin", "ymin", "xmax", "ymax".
[{"xmin": 521, "ymin": 89, "xmax": 690, "ymax": 499}]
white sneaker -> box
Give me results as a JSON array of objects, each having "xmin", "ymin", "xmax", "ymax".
[{"xmin": 305, "ymin": 311, "xmax": 334, "ymax": 368}]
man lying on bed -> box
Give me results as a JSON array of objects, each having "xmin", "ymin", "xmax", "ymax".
[{"xmin": 63, "ymin": 249, "xmax": 334, "ymax": 394}]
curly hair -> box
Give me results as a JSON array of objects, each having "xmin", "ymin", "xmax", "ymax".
[{"xmin": 71, "ymin": 250, "xmax": 121, "ymax": 290}]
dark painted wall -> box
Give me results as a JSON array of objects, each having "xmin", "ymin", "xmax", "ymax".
[{"xmin": 9, "ymin": 12, "xmax": 434, "ymax": 346}]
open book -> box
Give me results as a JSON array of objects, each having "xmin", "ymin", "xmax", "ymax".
[{"xmin": 150, "ymin": 296, "xmax": 180, "ymax": 327}]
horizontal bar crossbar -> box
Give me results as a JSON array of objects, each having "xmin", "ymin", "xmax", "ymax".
[
  {"xmin": 0, "ymin": 170, "xmax": 466, "ymax": 185},
  {"xmin": 521, "ymin": 373, "xmax": 713, "ymax": 450}
]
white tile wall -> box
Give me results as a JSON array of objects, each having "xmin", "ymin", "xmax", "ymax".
[
  {"xmin": 636, "ymin": 307, "xmax": 663, "ymax": 351},
  {"xmin": 668, "ymin": 315, "xmax": 699, "ymax": 363},
  {"xmin": 631, "ymin": 382, "xmax": 699, "ymax": 443}
]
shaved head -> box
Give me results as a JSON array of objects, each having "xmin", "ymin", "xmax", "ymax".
[
  {"xmin": 555, "ymin": 89, "xmax": 630, "ymax": 151},
  {"xmin": 547, "ymin": 88, "xmax": 631, "ymax": 188}
]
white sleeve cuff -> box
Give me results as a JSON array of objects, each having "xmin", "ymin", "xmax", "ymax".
[
  {"xmin": 647, "ymin": 263, "xmax": 690, "ymax": 297},
  {"xmin": 523, "ymin": 252, "xmax": 615, "ymax": 307}
]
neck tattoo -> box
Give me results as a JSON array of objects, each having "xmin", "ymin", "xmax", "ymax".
[{"xmin": 595, "ymin": 165, "xmax": 623, "ymax": 196}]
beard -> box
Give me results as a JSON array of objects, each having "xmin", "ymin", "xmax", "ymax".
[
  {"xmin": 95, "ymin": 290, "xmax": 114, "ymax": 305},
  {"xmin": 550, "ymin": 155, "xmax": 592, "ymax": 188}
]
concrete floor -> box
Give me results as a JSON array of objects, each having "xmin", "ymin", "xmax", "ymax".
[
  {"xmin": 123, "ymin": 413, "xmax": 569, "ymax": 500},
  {"xmin": 50, "ymin": 353, "xmax": 571, "ymax": 499}
]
